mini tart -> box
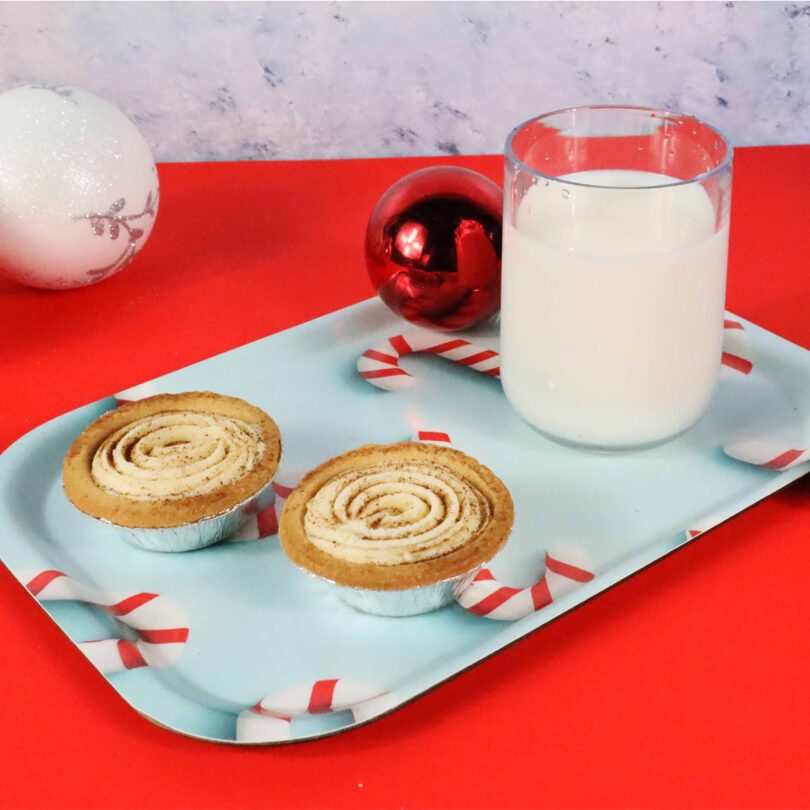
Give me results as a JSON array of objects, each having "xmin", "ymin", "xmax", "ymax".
[
  {"xmin": 63, "ymin": 392, "xmax": 281, "ymax": 529},
  {"xmin": 280, "ymin": 442, "xmax": 514, "ymax": 590}
]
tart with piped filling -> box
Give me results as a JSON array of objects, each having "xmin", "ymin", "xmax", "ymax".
[
  {"xmin": 279, "ymin": 442, "xmax": 514, "ymax": 590},
  {"xmin": 63, "ymin": 392, "xmax": 281, "ymax": 528}
]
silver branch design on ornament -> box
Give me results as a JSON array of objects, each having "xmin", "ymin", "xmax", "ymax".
[
  {"xmin": 31, "ymin": 84, "xmax": 77, "ymax": 103},
  {"xmin": 76, "ymin": 188, "xmax": 159, "ymax": 280}
]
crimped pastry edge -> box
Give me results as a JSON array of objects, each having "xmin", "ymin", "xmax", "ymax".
[
  {"xmin": 279, "ymin": 442, "xmax": 514, "ymax": 590},
  {"xmin": 62, "ymin": 392, "xmax": 281, "ymax": 528}
]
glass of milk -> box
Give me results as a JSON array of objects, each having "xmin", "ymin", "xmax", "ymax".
[{"xmin": 502, "ymin": 106, "xmax": 733, "ymax": 451}]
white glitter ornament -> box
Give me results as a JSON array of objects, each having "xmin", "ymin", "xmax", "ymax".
[{"xmin": 0, "ymin": 85, "xmax": 159, "ymax": 289}]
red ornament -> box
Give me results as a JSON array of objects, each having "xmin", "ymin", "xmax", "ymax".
[{"xmin": 365, "ymin": 166, "xmax": 502, "ymax": 331}]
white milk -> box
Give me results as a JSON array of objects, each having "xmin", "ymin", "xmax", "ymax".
[{"xmin": 501, "ymin": 169, "xmax": 729, "ymax": 448}]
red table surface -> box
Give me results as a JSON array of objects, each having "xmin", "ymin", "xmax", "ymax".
[{"xmin": 0, "ymin": 149, "xmax": 808, "ymax": 810}]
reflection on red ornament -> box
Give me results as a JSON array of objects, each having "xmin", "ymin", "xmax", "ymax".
[
  {"xmin": 394, "ymin": 222, "xmax": 427, "ymax": 261},
  {"xmin": 365, "ymin": 166, "xmax": 502, "ymax": 331}
]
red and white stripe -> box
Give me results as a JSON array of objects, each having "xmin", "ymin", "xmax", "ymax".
[
  {"xmin": 271, "ymin": 480, "xmax": 294, "ymax": 516},
  {"xmin": 357, "ymin": 332, "xmax": 500, "ymax": 391},
  {"xmin": 411, "ymin": 429, "xmax": 453, "ymax": 445},
  {"xmin": 723, "ymin": 437, "xmax": 807, "ymax": 471},
  {"xmin": 16, "ymin": 569, "xmax": 189, "ymax": 674},
  {"xmin": 456, "ymin": 547, "xmax": 595, "ymax": 621},
  {"xmin": 721, "ymin": 317, "xmax": 754, "ymax": 375},
  {"xmin": 682, "ymin": 505, "xmax": 735, "ymax": 541},
  {"xmin": 409, "ymin": 431, "xmax": 597, "ymax": 621},
  {"xmin": 359, "ymin": 317, "xmax": 753, "ymax": 393},
  {"xmin": 229, "ymin": 480, "xmax": 296, "ymax": 541},
  {"xmin": 236, "ymin": 679, "xmax": 398, "ymax": 743},
  {"xmin": 719, "ymin": 318, "xmax": 808, "ymax": 470},
  {"xmin": 682, "ymin": 446, "xmax": 809, "ymax": 539}
]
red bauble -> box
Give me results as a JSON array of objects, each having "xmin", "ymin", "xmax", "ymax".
[{"xmin": 365, "ymin": 166, "xmax": 502, "ymax": 331}]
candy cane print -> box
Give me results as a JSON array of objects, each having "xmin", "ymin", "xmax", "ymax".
[
  {"xmin": 228, "ymin": 480, "xmax": 296, "ymax": 541},
  {"xmin": 456, "ymin": 547, "xmax": 595, "ymax": 621},
  {"xmin": 358, "ymin": 332, "xmax": 500, "ymax": 391},
  {"xmin": 411, "ymin": 429, "xmax": 453, "ymax": 445},
  {"xmin": 271, "ymin": 480, "xmax": 294, "ymax": 518},
  {"xmin": 228, "ymin": 498, "xmax": 278, "ymax": 541},
  {"xmin": 681, "ymin": 505, "xmax": 738, "ymax": 541},
  {"xmin": 721, "ymin": 317, "xmax": 754, "ymax": 375},
  {"xmin": 236, "ymin": 679, "xmax": 398, "ymax": 743},
  {"xmin": 16, "ymin": 569, "xmax": 189, "ymax": 674},
  {"xmin": 723, "ymin": 437, "xmax": 807, "ymax": 471},
  {"xmin": 407, "ymin": 431, "xmax": 596, "ymax": 620},
  {"xmin": 719, "ymin": 317, "xmax": 808, "ymax": 470},
  {"xmin": 359, "ymin": 316, "xmax": 753, "ymax": 392},
  {"xmin": 230, "ymin": 449, "xmax": 316, "ymax": 541}
]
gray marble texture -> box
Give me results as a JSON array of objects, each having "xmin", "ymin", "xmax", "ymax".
[{"xmin": 0, "ymin": 1, "xmax": 808, "ymax": 162}]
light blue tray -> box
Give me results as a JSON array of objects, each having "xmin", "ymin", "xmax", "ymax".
[{"xmin": 0, "ymin": 299, "xmax": 807, "ymax": 744}]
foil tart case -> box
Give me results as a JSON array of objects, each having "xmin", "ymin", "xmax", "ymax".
[
  {"xmin": 305, "ymin": 565, "xmax": 481, "ymax": 617},
  {"xmin": 91, "ymin": 476, "xmax": 276, "ymax": 553}
]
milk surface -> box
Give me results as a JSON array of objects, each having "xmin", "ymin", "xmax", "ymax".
[{"xmin": 501, "ymin": 169, "xmax": 728, "ymax": 448}]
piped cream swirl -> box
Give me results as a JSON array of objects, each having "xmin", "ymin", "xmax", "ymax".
[
  {"xmin": 304, "ymin": 461, "xmax": 491, "ymax": 565},
  {"xmin": 91, "ymin": 410, "xmax": 265, "ymax": 501}
]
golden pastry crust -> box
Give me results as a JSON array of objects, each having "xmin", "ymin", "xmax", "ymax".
[
  {"xmin": 63, "ymin": 392, "xmax": 281, "ymax": 528},
  {"xmin": 280, "ymin": 442, "xmax": 514, "ymax": 590}
]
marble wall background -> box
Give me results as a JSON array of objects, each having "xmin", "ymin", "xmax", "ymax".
[{"xmin": 0, "ymin": 1, "xmax": 807, "ymax": 162}]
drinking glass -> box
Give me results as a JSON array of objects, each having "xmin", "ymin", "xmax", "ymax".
[{"xmin": 502, "ymin": 105, "xmax": 733, "ymax": 450}]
